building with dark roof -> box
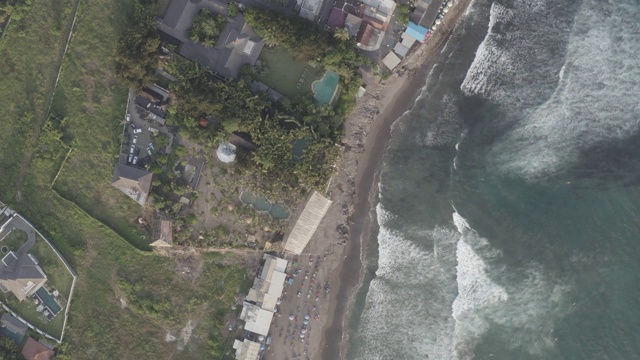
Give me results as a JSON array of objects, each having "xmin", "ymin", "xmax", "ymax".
[
  {"xmin": 111, "ymin": 164, "xmax": 153, "ymax": 206},
  {"xmin": 410, "ymin": 0, "xmax": 444, "ymax": 29},
  {"xmin": 0, "ymin": 251, "xmax": 47, "ymax": 302},
  {"xmin": 158, "ymin": 0, "xmax": 264, "ymax": 79},
  {"xmin": 0, "ymin": 313, "xmax": 27, "ymax": 344}
]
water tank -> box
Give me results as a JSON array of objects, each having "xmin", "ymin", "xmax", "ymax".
[{"xmin": 216, "ymin": 142, "xmax": 237, "ymax": 163}]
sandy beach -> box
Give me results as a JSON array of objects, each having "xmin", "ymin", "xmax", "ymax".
[{"xmin": 264, "ymin": 1, "xmax": 474, "ymax": 359}]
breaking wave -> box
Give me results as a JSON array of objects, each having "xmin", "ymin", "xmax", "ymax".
[
  {"xmin": 450, "ymin": 211, "xmax": 572, "ymax": 359},
  {"xmin": 462, "ymin": 0, "xmax": 640, "ymax": 179},
  {"xmin": 353, "ymin": 205, "xmax": 458, "ymax": 360}
]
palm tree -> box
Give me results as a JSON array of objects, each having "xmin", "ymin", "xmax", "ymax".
[{"xmin": 333, "ymin": 29, "xmax": 350, "ymax": 41}]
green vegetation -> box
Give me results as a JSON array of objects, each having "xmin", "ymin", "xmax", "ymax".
[
  {"xmin": 52, "ymin": 0, "xmax": 150, "ymax": 251},
  {"xmin": 0, "ymin": 336, "xmax": 18, "ymax": 358},
  {"xmin": 254, "ymin": 47, "xmax": 323, "ymax": 97},
  {"xmin": 115, "ymin": 2, "xmax": 161, "ymax": 89},
  {"xmin": 32, "ymin": 234, "xmax": 75, "ymax": 299},
  {"xmin": 0, "ymin": 286, "xmax": 66, "ymax": 340},
  {"xmin": 0, "ymin": 229, "xmax": 27, "ymax": 252},
  {"xmin": 0, "ymin": 0, "xmax": 253, "ymax": 358},
  {"xmin": 243, "ymin": 7, "xmax": 325, "ymax": 61},
  {"xmin": 398, "ymin": 4, "xmax": 413, "ymax": 25},
  {"xmin": 227, "ymin": 1, "xmax": 239, "ymax": 17},
  {"xmin": 0, "ymin": 0, "xmax": 77, "ymax": 203},
  {"xmin": 188, "ymin": 8, "xmax": 226, "ymax": 48}
]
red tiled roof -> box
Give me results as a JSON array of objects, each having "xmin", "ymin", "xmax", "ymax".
[{"xmin": 21, "ymin": 337, "xmax": 54, "ymax": 360}]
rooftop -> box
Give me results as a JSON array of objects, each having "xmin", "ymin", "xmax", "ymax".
[
  {"xmin": 21, "ymin": 337, "xmax": 54, "ymax": 360},
  {"xmin": 0, "ymin": 251, "xmax": 47, "ymax": 302},
  {"xmin": 0, "ymin": 313, "xmax": 28, "ymax": 336},
  {"xmin": 239, "ymin": 302, "xmax": 274, "ymax": 336},
  {"xmin": 284, "ymin": 191, "xmax": 332, "ymax": 255},
  {"xmin": 111, "ymin": 164, "xmax": 153, "ymax": 206},
  {"xmin": 160, "ymin": 1, "xmax": 264, "ymax": 79},
  {"xmin": 233, "ymin": 339, "xmax": 261, "ymax": 360}
]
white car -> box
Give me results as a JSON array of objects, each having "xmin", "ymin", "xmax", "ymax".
[
  {"xmin": 126, "ymin": 113, "xmax": 131, "ymax": 122},
  {"xmin": 128, "ymin": 154, "xmax": 133, "ymax": 163},
  {"xmin": 129, "ymin": 144, "xmax": 135, "ymax": 154},
  {"xmin": 132, "ymin": 156, "xmax": 138, "ymax": 165},
  {"xmin": 147, "ymin": 148, "xmax": 152, "ymax": 156},
  {"xmin": 133, "ymin": 128, "xmax": 143, "ymax": 134},
  {"xmin": 133, "ymin": 135, "xmax": 138, "ymax": 144}
]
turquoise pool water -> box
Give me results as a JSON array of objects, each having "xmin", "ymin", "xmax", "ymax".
[
  {"xmin": 268, "ymin": 204, "xmax": 289, "ymax": 220},
  {"xmin": 240, "ymin": 191, "xmax": 290, "ymax": 220},
  {"xmin": 36, "ymin": 287, "xmax": 62, "ymax": 315},
  {"xmin": 313, "ymin": 71, "xmax": 340, "ymax": 105}
]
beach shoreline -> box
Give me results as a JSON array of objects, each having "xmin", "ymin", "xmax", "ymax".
[
  {"xmin": 317, "ymin": 1, "xmax": 475, "ymax": 359},
  {"xmin": 264, "ymin": 2, "xmax": 474, "ymax": 359}
]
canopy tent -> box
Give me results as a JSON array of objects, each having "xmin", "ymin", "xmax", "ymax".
[{"xmin": 284, "ymin": 191, "xmax": 332, "ymax": 255}]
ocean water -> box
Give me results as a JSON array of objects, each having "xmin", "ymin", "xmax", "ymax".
[{"xmin": 348, "ymin": 0, "xmax": 640, "ymax": 359}]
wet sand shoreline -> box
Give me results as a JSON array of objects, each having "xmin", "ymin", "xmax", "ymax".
[{"xmin": 317, "ymin": 0, "xmax": 475, "ymax": 358}]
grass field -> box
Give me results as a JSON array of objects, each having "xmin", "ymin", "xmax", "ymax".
[
  {"xmin": 0, "ymin": 0, "xmax": 255, "ymax": 358},
  {"xmin": 0, "ymin": 0, "xmax": 77, "ymax": 203},
  {"xmin": 254, "ymin": 47, "xmax": 323, "ymax": 98},
  {"xmin": 0, "ymin": 229, "xmax": 27, "ymax": 252},
  {"xmin": 32, "ymin": 234, "xmax": 75, "ymax": 301},
  {"xmin": 50, "ymin": 0, "xmax": 150, "ymax": 250}
]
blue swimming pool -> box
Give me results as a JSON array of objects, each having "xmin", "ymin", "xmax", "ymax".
[
  {"xmin": 35, "ymin": 287, "xmax": 62, "ymax": 315},
  {"xmin": 312, "ymin": 71, "xmax": 340, "ymax": 105}
]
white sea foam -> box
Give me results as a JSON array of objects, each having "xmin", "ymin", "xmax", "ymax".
[
  {"xmin": 416, "ymin": 94, "xmax": 463, "ymax": 149},
  {"xmin": 461, "ymin": 0, "xmax": 640, "ymax": 179},
  {"xmin": 353, "ymin": 205, "xmax": 458, "ymax": 360},
  {"xmin": 450, "ymin": 211, "xmax": 572, "ymax": 358}
]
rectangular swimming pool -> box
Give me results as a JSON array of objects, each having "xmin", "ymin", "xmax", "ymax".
[{"xmin": 35, "ymin": 287, "xmax": 62, "ymax": 315}]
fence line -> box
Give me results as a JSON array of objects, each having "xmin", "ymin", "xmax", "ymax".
[{"xmin": 50, "ymin": 147, "xmax": 74, "ymax": 189}]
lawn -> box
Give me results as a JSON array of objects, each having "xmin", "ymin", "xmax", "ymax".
[
  {"xmin": 0, "ymin": 0, "xmax": 256, "ymax": 358},
  {"xmin": 0, "ymin": 229, "xmax": 27, "ymax": 252},
  {"xmin": 31, "ymin": 234, "xmax": 75, "ymax": 300},
  {"xmin": 0, "ymin": 289, "xmax": 66, "ymax": 339},
  {"xmin": 253, "ymin": 47, "xmax": 323, "ymax": 98}
]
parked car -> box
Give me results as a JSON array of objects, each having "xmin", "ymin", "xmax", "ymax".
[
  {"xmin": 148, "ymin": 142, "xmax": 154, "ymax": 150},
  {"xmin": 133, "ymin": 128, "xmax": 143, "ymax": 134},
  {"xmin": 131, "ymin": 123, "xmax": 136, "ymax": 129},
  {"xmin": 132, "ymin": 156, "xmax": 138, "ymax": 165},
  {"xmin": 147, "ymin": 148, "xmax": 152, "ymax": 156},
  {"xmin": 129, "ymin": 144, "xmax": 135, "ymax": 154},
  {"xmin": 128, "ymin": 154, "xmax": 133, "ymax": 163},
  {"xmin": 126, "ymin": 113, "xmax": 131, "ymax": 122},
  {"xmin": 133, "ymin": 135, "xmax": 138, "ymax": 144}
]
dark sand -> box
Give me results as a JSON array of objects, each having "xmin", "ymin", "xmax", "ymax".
[{"xmin": 318, "ymin": 0, "xmax": 475, "ymax": 358}]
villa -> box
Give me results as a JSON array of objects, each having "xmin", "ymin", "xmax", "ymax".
[
  {"xmin": 158, "ymin": 0, "xmax": 265, "ymax": 80},
  {"xmin": 0, "ymin": 251, "xmax": 47, "ymax": 302}
]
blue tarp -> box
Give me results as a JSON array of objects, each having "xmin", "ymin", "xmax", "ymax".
[{"xmin": 405, "ymin": 22, "xmax": 429, "ymax": 42}]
